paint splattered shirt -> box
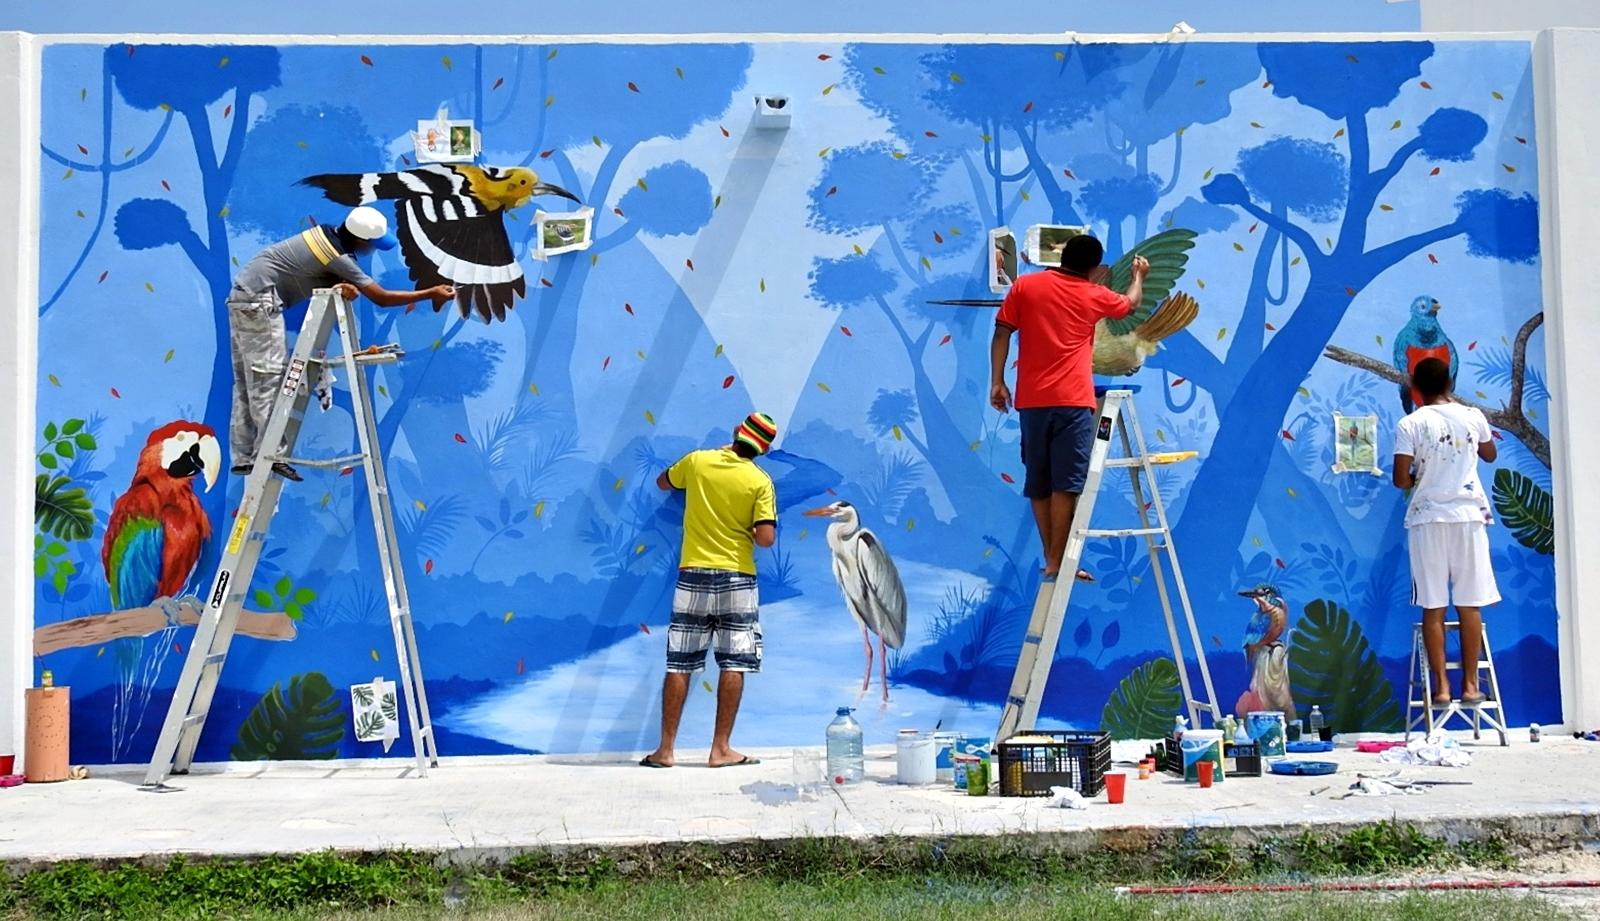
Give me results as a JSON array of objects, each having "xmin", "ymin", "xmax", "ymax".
[
  {"xmin": 995, "ymin": 270, "xmax": 1133, "ymax": 409},
  {"xmin": 667, "ymin": 448, "xmax": 777, "ymax": 575},
  {"xmin": 1394, "ymin": 403, "xmax": 1494, "ymax": 527}
]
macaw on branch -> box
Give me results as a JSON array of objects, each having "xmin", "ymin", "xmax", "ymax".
[
  {"xmin": 1393, "ymin": 295, "xmax": 1457, "ymax": 412},
  {"xmin": 299, "ymin": 164, "xmax": 580, "ymax": 323},
  {"xmin": 102, "ymin": 421, "xmax": 219, "ymax": 611}
]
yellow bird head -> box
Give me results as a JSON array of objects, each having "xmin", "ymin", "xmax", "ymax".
[{"xmin": 461, "ymin": 165, "xmax": 580, "ymax": 211}]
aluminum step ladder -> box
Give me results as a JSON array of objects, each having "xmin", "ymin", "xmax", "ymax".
[
  {"xmin": 143, "ymin": 288, "xmax": 438, "ymax": 787},
  {"xmin": 996, "ymin": 388, "xmax": 1219, "ymax": 742},
  {"xmin": 1404, "ymin": 620, "xmax": 1509, "ymax": 746}
]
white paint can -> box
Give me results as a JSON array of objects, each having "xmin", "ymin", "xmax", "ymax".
[{"xmin": 896, "ymin": 729, "xmax": 936, "ymax": 785}]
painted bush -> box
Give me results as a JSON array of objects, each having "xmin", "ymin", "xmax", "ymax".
[{"xmin": 33, "ymin": 38, "xmax": 1555, "ymax": 763}]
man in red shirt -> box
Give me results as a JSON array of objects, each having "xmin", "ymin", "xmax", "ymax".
[{"xmin": 990, "ymin": 235, "xmax": 1149, "ymax": 581}]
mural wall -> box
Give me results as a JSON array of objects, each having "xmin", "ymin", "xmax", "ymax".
[{"xmin": 31, "ymin": 38, "xmax": 1555, "ymax": 762}]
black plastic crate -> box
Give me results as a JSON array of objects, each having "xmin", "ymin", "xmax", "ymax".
[
  {"xmin": 1228, "ymin": 742, "xmax": 1263, "ymax": 777},
  {"xmin": 997, "ymin": 730, "xmax": 1111, "ymax": 797}
]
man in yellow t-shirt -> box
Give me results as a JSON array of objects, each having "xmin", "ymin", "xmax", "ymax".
[{"xmin": 640, "ymin": 413, "xmax": 779, "ymax": 770}]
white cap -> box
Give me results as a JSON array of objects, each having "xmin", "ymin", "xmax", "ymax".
[{"xmin": 344, "ymin": 206, "xmax": 397, "ymax": 250}]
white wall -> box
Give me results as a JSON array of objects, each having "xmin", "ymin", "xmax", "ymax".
[
  {"xmin": 1423, "ymin": 0, "xmax": 1600, "ymax": 31},
  {"xmin": 0, "ymin": 31, "xmax": 39, "ymax": 766},
  {"xmin": 1536, "ymin": 28, "xmax": 1600, "ymax": 731}
]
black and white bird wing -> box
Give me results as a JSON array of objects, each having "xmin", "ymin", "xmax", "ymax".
[
  {"xmin": 299, "ymin": 166, "xmax": 525, "ymax": 323},
  {"xmin": 855, "ymin": 530, "xmax": 908, "ymax": 649},
  {"xmin": 394, "ymin": 198, "xmax": 524, "ymax": 323}
]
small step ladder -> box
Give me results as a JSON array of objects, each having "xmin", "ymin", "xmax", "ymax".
[
  {"xmin": 1404, "ymin": 620, "xmax": 1508, "ymax": 746},
  {"xmin": 143, "ymin": 289, "xmax": 439, "ymax": 787},
  {"xmin": 996, "ymin": 388, "xmax": 1219, "ymax": 742}
]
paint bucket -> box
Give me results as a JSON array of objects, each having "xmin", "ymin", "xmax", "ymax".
[
  {"xmin": 951, "ymin": 736, "xmax": 991, "ymax": 789},
  {"xmin": 1179, "ymin": 730, "xmax": 1225, "ymax": 784},
  {"xmin": 1245, "ymin": 711, "xmax": 1288, "ymax": 758},
  {"xmin": 896, "ymin": 730, "xmax": 936, "ymax": 785},
  {"xmin": 933, "ymin": 732, "xmax": 962, "ymax": 783}
]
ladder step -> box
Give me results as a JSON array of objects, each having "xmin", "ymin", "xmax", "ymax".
[
  {"xmin": 1081, "ymin": 527, "xmax": 1166, "ymax": 538},
  {"xmin": 278, "ymin": 453, "xmax": 368, "ymax": 469},
  {"xmin": 202, "ymin": 653, "xmax": 227, "ymax": 668},
  {"xmin": 1022, "ymin": 634, "xmax": 1043, "ymax": 645},
  {"xmin": 181, "ymin": 712, "xmax": 207, "ymax": 728}
]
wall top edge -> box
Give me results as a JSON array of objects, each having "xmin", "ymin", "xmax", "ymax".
[{"xmin": 5, "ymin": 29, "xmax": 1551, "ymax": 47}]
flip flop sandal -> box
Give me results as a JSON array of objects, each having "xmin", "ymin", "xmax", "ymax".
[
  {"xmin": 638, "ymin": 757, "xmax": 672, "ymax": 769},
  {"xmin": 710, "ymin": 756, "xmax": 762, "ymax": 768}
]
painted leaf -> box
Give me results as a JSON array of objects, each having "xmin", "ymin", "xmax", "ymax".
[
  {"xmin": 821, "ymin": 84, "xmax": 836, "ymax": 95},
  {"xmin": 722, "ymin": 375, "xmax": 735, "ymax": 389},
  {"xmin": 1099, "ymin": 657, "xmax": 1183, "ymax": 740},
  {"xmin": 627, "ymin": 81, "xmax": 639, "ymax": 93},
  {"xmin": 441, "ymin": 55, "xmax": 452, "ymax": 70},
  {"xmin": 816, "ymin": 382, "xmax": 832, "ymax": 393},
  {"xmin": 230, "ymin": 672, "xmax": 344, "ymax": 760},
  {"xmin": 1288, "ymin": 600, "xmax": 1403, "ymax": 732},
  {"xmin": 533, "ymin": 501, "xmax": 545, "ymax": 518},
  {"xmin": 1493, "ymin": 469, "xmax": 1554, "ymax": 554},
  {"xmin": 644, "ymin": 409, "xmax": 656, "ymax": 425},
  {"xmin": 1492, "ymin": 90, "xmax": 1504, "ymax": 100}
]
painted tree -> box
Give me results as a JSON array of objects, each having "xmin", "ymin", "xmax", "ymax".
[
  {"xmin": 1161, "ymin": 42, "xmax": 1541, "ymax": 609},
  {"xmin": 106, "ymin": 44, "xmax": 282, "ymax": 577}
]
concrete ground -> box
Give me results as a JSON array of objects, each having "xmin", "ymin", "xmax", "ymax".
[{"xmin": 2, "ymin": 734, "xmax": 1599, "ymax": 866}]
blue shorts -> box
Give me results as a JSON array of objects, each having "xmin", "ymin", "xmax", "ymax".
[{"xmin": 1019, "ymin": 407, "xmax": 1095, "ymax": 499}]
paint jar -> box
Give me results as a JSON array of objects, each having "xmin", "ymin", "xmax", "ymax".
[
  {"xmin": 953, "ymin": 753, "xmax": 979, "ymax": 790},
  {"xmin": 1530, "ymin": 724, "xmax": 1541, "ymax": 743},
  {"xmin": 1179, "ymin": 730, "xmax": 1225, "ymax": 785},
  {"xmin": 1245, "ymin": 711, "xmax": 1288, "ymax": 759},
  {"xmin": 933, "ymin": 732, "xmax": 962, "ymax": 783},
  {"xmin": 1138, "ymin": 760, "xmax": 1151, "ymax": 781},
  {"xmin": 896, "ymin": 730, "xmax": 937, "ymax": 785},
  {"xmin": 966, "ymin": 754, "xmax": 990, "ymax": 796}
]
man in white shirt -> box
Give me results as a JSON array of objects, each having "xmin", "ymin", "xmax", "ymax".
[{"xmin": 1392, "ymin": 357, "xmax": 1499, "ymax": 706}]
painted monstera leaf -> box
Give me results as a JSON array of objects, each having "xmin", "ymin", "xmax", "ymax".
[
  {"xmin": 1100, "ymin": 656, "xmax": 1183, "ymax": 740},
  {"xmin": 381, "ymin": 691, "xmax": 398, "ymax": 723},
  {"xmin": 1493, "ymin": 469, "xmax": 1554, "ymax": 555},
  {"xmin": 231, "ymin": 672, "xmax": 345, "ymax": 760},
  {"xmin": 1288, "ymin": 600, "xmax": 1402, "ymax": 732},
  {"xmin": 35, "ymin": 474, "xmax": 94, "ymax": 542},
  {"xmin": 355, "ymin": 710, "xmax": 387, "ymax": 741}
]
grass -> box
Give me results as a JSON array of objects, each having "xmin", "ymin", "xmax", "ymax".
[{"xmin": 0, "ymin": 822, "xmax": 1545, "ymax": 921}]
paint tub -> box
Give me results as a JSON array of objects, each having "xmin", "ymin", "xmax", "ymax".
[
  {"xmin": 951, "ymin": 736, "xmax": 992, "ymax": 789},
  {"xmin": 1245, "ymin": 711, "xmax": 1288, "ymax": 758},
  {"xmin": 1179, "ymin": 730, "xmax": 1225, "ymax": 784},
  {"xmin": 896, "ymin": 730, "xmax": 937, "ymax": 785},
  {"xmin": 933, "ymin": 732, "xmax": 962, "ymax": 782}
]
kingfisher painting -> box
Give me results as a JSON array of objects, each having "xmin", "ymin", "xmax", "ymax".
[
  {"xmin": 1393, "ymin": 295, "xmax": 1458, "ymax": 412},
  {"xmin": 101, "ymin": 421, "xmax": 220, "ymax": 614},
  {"xmin": 1234, "ymin": 584, "xmax": 1297, "ymax": 721}
]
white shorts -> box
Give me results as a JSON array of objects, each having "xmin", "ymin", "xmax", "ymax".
[{"xmin": 1408, "ymin": 521, "xmax": 1501, "ymax": 610}]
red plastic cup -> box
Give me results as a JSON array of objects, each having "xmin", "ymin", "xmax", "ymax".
[
  {"xmin": 1105, "ymin": 772, "xmax": 1127, "ymax": 804},
  {"xmin": 0, "ymin": 754, "xmax": 12, "ymax": 775},
  {"xmin": 1197, "ymin": 760, "xmax": 1215, "ymax": 788}
]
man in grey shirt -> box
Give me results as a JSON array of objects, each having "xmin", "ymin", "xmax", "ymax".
[{"xmin": 229, "ymin": 206, "xmax": 454, "ymax": 480}]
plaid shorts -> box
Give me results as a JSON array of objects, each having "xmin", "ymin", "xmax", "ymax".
[{"xmin": 667, "ymin": 568, "xmax": 762, "ymax": 674}]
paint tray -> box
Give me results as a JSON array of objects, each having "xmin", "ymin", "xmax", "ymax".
[
  {"xmin": 1286, "ymin": 740, "xmax": 1334, "ymax": 754},
  {"xmin": 1268, "ymin": 760, "xmax": 1338, "ymax": 777}
]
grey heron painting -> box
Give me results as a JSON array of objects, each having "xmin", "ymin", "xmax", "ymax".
[{"xmin": 804, "ymin": 500, "xmax": 909, "ymax": 701}]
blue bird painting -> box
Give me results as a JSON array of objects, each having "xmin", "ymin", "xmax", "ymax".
[
  {"xmin": 1393, "ymin": 296, "xmax": 1458, "ymax": 412},
  {"xmin": 1234, "ymin": 584, "xmax": 1296, "ymax": 721}
]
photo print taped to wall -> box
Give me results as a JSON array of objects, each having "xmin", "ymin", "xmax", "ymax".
[
  {"xmin": 1332, "ymin": 412, "xmax": 1383, "ymax": 476},
  {"xmin": 413, "ymin": 110, "xmax": 480, "ymax": 164},
  {"xmin": 533, "ymin": 206, "xmax": 596, "ymax": 260},
  {"xmin": 1025, "ymin": 224, "xmax": 1088, "ymax": 268},
  {"xmin": 988, "ymin": 227, "xmax": 1017, "ymax": 293}
]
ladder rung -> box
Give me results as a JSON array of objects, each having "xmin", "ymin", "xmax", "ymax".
[
  {"xmin": 279, "ymin": 453, "xmax": 368, "ymax": 469},
  {"xmin": 418, "ymin": 726, "xmax": 433, "ymax": 737},
  {"xmin": 1081, "ymin": 527, "xmax": 1165, "ymax": 538},
  {"xmin": 181, "ymin": 712, "xmax": 207, "ymax": 728},
  {"xmin": 202, "ymin": 653, "xmax": 227, "ymax": 668},
  {"xmin": 1006, "ymin": 696, "xmax": 1026, "ymax": 707},
  {"xmin": 1022, "ymin": 634, "xmax": 1043, "ymax": 645}
]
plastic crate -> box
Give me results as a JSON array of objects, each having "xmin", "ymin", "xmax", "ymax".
[
  {"xmin": 1228, "ymin": 742, "xmax": 1263, "ymax": 777},
  {"xmin": 997, "ymin": 730, "xmax": 1111, "ymax": 797}
]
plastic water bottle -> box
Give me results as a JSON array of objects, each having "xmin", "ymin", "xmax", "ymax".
[
  {"xmin": 1173, "ymin": 715, "xmax": 1188, "ymax": 741},
  {"xmin": 1308, "ymin": 706, "xmax": 1325, "ymax": 736},
  {"xmin": 826, "ymin": 707, "xmax": 864, "ymax": 784}
]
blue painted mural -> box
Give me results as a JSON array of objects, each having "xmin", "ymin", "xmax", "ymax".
[{"xmin": 32, "ymin": 38, "xmax": 1555, "ymax": 763}]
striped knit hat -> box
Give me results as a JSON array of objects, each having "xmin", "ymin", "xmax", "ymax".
[{"xmin": 733, "ymin": 412, "xmax": 779, "ymax": 456}]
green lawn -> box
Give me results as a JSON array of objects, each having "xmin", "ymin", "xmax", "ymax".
[{"xmin": 151, "ymin": 879, "xmax": 1574, "ymax": 921}]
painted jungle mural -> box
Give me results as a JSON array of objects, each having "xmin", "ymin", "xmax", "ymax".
[{"xmin": 32, "ymin": 38, "xmax": 1554, "ymax": 762}]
